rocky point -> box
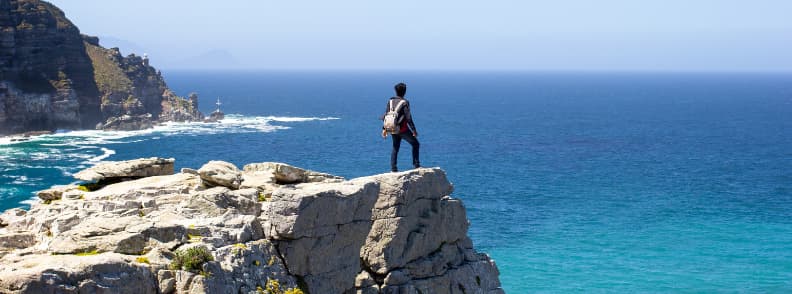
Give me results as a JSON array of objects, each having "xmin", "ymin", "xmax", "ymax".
[{"xmin": 0, "ymin": 158, "xmax": 504, "ymax": 293}]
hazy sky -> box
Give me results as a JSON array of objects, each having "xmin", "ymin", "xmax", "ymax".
[{"xmin": 49, "ymin": 0, "xmax": 792, "ymax": 71}]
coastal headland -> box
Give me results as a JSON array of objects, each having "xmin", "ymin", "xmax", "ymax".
[
  {"xmin": 0, "ymin": 158, "xmax": 504, "ymax": 293},
  {"xmin": 0, "ymin": 0, "xmax": 203, "ymax": 136}
]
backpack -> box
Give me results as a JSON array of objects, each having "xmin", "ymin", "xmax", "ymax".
[{"xmin": 383, "ymin": 99, "xmax": 407, "ymax": 134}]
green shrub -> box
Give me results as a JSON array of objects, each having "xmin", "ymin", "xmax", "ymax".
[
  {"xmin": 261, "ymin": 278, "xmax": 305, "ymax": 294},
  {"xmin": 262, "ymin": 278, "xmax": 305, "ymax": 294},
  {"xmin": 169, "ymin": 246, "xmax": 214, "ymax": 272}
]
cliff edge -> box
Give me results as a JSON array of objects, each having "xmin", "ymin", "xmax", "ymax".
[
  {"xmin": 0, "ymin": 158, "xmax": 504, "ymax": 294},
  {"xmin": 0, "ymin": 0, "xmax": 202, "ymax": 135}
]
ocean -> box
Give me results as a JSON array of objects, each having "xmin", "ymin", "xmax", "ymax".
[{"xmin": 1, "ymin": 71, "xmax": 791, "ymax": 292}]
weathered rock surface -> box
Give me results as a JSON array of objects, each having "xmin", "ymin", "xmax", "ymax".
[
  {"xmin": 0, "ymin": 0, "xmax": 202, "ymax": 135},
  {"xmin": 73, "ymin": 157, "xmax": 175, "ymax": 182},
  {"xmin": 0, "ymin": 253, "xmax": 158, "ymax": 293},
  {"xmin": 0, "ymin": 158, "xmax": 503, "ymax": 293}
]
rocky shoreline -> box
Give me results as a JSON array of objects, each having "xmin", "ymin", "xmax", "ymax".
[{"xmin": 0, "ymin": 158, "xmax": 504, "ymax": 293}]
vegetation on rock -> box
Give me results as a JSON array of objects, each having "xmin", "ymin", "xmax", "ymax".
[
  {"xmin": 74, "ymin": 249, "xmax": 99, "ymax": 256},
  {"xmin": 262, "ymin": 278, "xmax": 305, "ymax": 294},
  {"xmin": 85, "ymin": 43, "xmax": 133, "ymax": 94},
  {"xmin": 169, "ymin": 246, "xmax": 214, "ymax": 272}
]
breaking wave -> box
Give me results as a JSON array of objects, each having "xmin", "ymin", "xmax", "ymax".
[
  {"xmin": 1, "ymin": 114, "xmax": 339, "ymax": 147},
  {"xmin": 0, "ymin": 114, "xmax": 340, "ymax": 207}
]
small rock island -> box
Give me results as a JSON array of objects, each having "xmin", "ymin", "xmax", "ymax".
[{"xmin": 0, "ymin": 158, "xmax": 504, "ymax": 293}]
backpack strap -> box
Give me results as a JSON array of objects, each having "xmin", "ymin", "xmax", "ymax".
[{"xmin": 392, "ymin": 100, "xmax": 406, "ymax": 112}]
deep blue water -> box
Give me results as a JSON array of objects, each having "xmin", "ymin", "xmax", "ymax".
[{"xmin": 2, "ymin": 71, "xmax": 792, "ymax": 292}]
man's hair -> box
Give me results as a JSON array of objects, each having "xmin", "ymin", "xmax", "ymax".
[{"xmin": 394, "ymin": 83, "xmax": 407, "ymax": 97}]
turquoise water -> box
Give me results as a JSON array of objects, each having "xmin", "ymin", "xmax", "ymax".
[{"xmin": 2, "ymin": 71, "xmax": 791, "ymax": 292}]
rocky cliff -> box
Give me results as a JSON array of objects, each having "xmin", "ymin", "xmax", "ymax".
[
  {"xmin": 0, "ymin": 158, "xmax": 504, "ymax": 294},
  {"xmin": 0, "ymin": 0, "xmax": 202, "ymax": 135}
]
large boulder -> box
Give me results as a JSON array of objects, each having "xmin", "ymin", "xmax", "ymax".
[
  {"xmin": 0, "ymin": 253, "xmax": 158, "ymax": 294},
  {"xmin": 198, "ymin": 161, "xmax": 243, "ymax": 189},
  {"xmin": 73, "ymin": 157, "xmax": 175, "ymax": 183}
]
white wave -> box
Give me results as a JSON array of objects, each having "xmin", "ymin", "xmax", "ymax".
[
  {"xmin": 30, "ymin": 151, "xmax": 64, "ymax": 161},
  {"xmin": 10, "ymin": 175, "xmax": 28, "ymax": 185},
  {"xmin": 89, "ymin": 147, "xmax": 116, "ymax": 162},
  {"xmin": 265, "ymin": 116, "xmax": 340, "ymax": 122},
  {"xmin": 0, "ymin": 114, "xmax": 341, "ymax": 185},
  {"xmin": 0, "ymin": 136, "xmax": 34, "ymax": 146},
  {"xmin": 20, "ymin": 197, "xmax": 38, "ymax": 206},
  {"xmin": 56, "ymin": 166, "xmax": 74, "ymax": 177},
  {"xmin": 1, "ymin": 114, "xmax": 340, "ymax": 147}
]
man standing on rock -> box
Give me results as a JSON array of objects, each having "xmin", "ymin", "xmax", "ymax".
[{"xmin": 381, "ymin": 82, "xmax": 420, "ymax": 172}]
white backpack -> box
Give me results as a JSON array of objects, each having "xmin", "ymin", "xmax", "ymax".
[{"xmin": 383, "ymin": 99, "xmax": 407, "ymax": 134}]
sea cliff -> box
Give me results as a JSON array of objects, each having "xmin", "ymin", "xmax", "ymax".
[
  {"xmin": 0, "ymin": 0, "xmax": 202, "ymax": 135},
  {"xmin": 0, "ymin": 158, "xmax": 504, "ymax": 293}
]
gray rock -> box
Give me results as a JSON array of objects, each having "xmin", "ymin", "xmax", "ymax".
[
  {"xmin": 0, "ymin": 253, "xmax": 158, "ymax": 294},
  {"xmin": 265, "ymin": 178, "xmax": 379, "ymax": 293},
  {"xmin": 35, "ymin": 185, "xmax": 76, "ymax": 201},
  {"xmin": 384, "ymin": 269, "xmax": 410, "ymax": 286},
  {"xmin": 0, "ymin": 159, "xmax": 503, "ymax": 294},
  {"xmin": 0, "ymin": 208, "xmax": 25, "ymax": 228},
  {"xmin": 360, "ymin": 168, "xmax": 467, "ymax": 274},
  {"xmin": 408, "ymin": 258, "xmax": 504, "ymax": 294},
  {"xmin": 355, "ymin": 271, "xmax": 376, "ymax": 288},
  {"xmin": 87, "ymin": 173, "xmax": 200, "ymax": 201},
  {"xmin": 158, "ymin": 270, "xmax": 176, "ymax": 294},
  {"xmin": 190, "ymin": 240, "xmax": 297, "ymax": 294},
  {"xmin": 244, "ymin": 162, "xmax": 344, "ymax": 184},
  {"xmin": 174, "ymin": 270, "xmax": 197, "ymax": 292},
  {"xmin": 181, "ymin": 167, "xmax": 199, "ymax": 175},
  {"xmin": 0, "ymin": 232, "xmax": 35, "ymax": 249},
  {"xmin": 74, "ymin": 157, "xmax": 175, "ymax": 182},
  {"xmin": 198, "ymin": 161, "xmax": 242, "ymax": 189},
  {"xmin": 99, "ymin": 114, "xmax": 155, "ymax": 131}
]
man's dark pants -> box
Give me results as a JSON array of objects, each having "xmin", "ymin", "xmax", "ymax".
[{"xmin": 391, "ymin": 131, "xmax": 420, "ymax": 172}]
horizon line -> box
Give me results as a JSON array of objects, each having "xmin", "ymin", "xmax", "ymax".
[{"xmin": 158, "ymin": 68, "xmax": 792, "ymax": 74}]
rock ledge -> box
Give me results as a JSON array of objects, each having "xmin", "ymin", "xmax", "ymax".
[{"xmin": 0, "ymin": 158, "xmax": 503, "ymax": 294}]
